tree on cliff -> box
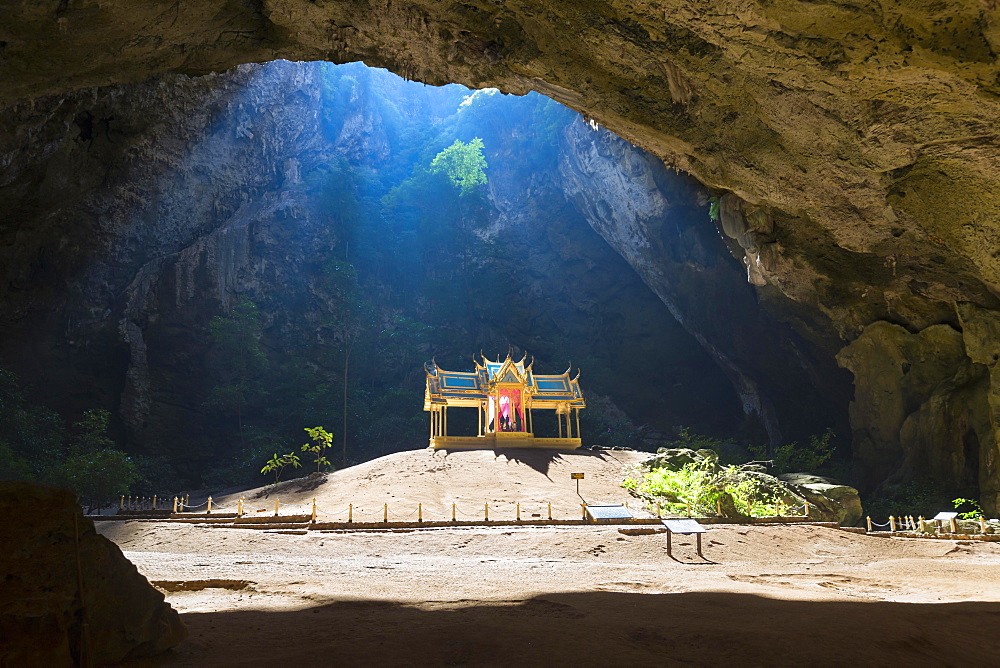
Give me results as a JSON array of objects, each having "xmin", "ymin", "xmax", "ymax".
[{"xmin": 429, "ymin": 137, "xmax": 488, "ymax": 195}]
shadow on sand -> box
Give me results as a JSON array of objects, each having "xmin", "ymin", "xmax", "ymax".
[
  {"xmin": 445, "ymin": 447, "xmax": 622, "ymax": 479},
  {"xmin": 136, "ymin": 590, "xmax": 1000, "ymax": 666}
]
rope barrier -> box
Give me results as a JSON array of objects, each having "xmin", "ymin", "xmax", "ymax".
[
  {"xmin": 180, "ymin": 500, "xmax": 209, "ymax": 510},
  {"xmin": 388, "ymin": 505, "xmax": 420, "ymax": 521}
]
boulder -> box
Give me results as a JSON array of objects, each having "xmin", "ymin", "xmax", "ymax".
[
  {"xmin": 778, "ymin": 473, "xmax": 864, "ymax": 526},
  {"xmin": 0, "ymin": 482, "xmax": 186, "ymax": 666}
]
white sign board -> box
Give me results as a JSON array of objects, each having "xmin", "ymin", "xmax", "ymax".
[{"xmin": 662, "ymin": 519, "xmax": 706, "ymax": 534}]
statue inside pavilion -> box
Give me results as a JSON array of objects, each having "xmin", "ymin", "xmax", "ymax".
[{"xmin": 423, "ymin": 353, "xmax": 586, "ymax": 449}]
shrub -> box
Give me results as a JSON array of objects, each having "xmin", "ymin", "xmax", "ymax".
[
  {"xmin": 623, "ymin": 460, "xmax": 791, "ymax": 518},
  {"xmin": 748, "ymin": 428, "xmax": 837, "ymax": 475}
]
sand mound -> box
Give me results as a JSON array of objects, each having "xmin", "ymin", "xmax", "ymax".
[{"xmin": 217, "ymin": 448, "xmax": 648, "ymax": 522}]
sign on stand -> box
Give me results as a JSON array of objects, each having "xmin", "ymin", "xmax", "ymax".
[{"xmin": 571, "ymin": 472, "xmax": 584, "ymax": 494}]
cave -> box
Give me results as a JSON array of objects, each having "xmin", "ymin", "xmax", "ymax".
[{"xmin": 2, "ymin": 2, "xmax": 1000, "ymax": 665}]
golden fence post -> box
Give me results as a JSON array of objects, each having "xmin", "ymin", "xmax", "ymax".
[
  {"xmin": 866, "ymin": 516, "xmax": 872, "ymax": 532},
  {"xmin": 889, "ymin": 515, "xmax": 896, "ymax": 532},
  {"xmin": 548, "ymin": 502, "xmax": 552, "ymax": 521},
  {"xmin": 686, "ymin": 501, "xmax": 691, "ymax": 518},
  {"xmin": 383, "ymin": 503, "xmax": 388, "ymax": 523},
  {"xmin": 120, "ymin": 495, "xmax": 124, "ymax": 510},
  {"xmin": 452, "ymin": 503, "xmax": 456, "ymax": 522},
  {"xmin": 172, "ymin": 497, "xmax": 178, "ymax": 513},
  {"xmin": 348, "ymin": 504, "xmax": 353, "ymax": 523},
  {"xmin": 804, "ymin": 500, "xmax": 810, "ymax": 518},
  {"xmin": 656, "ymin": 503, "xmax": 661, "ymax": 518},
  {"xmin": 418, "ymin": 503, "xmax": 423, "ymax": 523},
  {"xmin": 981, "ymin": 516, "xmax": 987, "ymax": 534},
  {"xmin": 207, "ymin": 496, "xmax": 213, "ymax": 514},
  {"xmin": 152, "ymin": 495, "xmax": 157, "ymax": 510},
  {"xmin": 311, "ymin": 498, "xmax": 317, "ymax": 523},
  {"xmin": 582, "ymin": 503, "xmax": 587, "ymax": 520},
  {"xmin": 238, "ymin": 497, "xmax": 244, "ymax": 517},
  {"xmin": 717, "ymin": 500, "xmax": 722, "ymax": 517},
  {"xmin": 127, "ymin": 496, "xmax": 131, "ymax": 510},
  {"xmin": 516, "ymin": 503, "xmax": 521, "ymax": 521},
  {"xmin": 274, "ymin": 499, "xmax": 280, "ymax": 517},
  {"xmin": 919, "ymin": 515, "xmax": 926, "ymax": 533},
  {"xmin": 485, "ymin": 502, "xmax": 489, "ymax": 522},
  {"xmin": 185, "ymin": 494, "xmax": 190, "ymax": 507},
  {"xmin": 950, "ymin": 516, "xmax": 958, "ymax": 534}
]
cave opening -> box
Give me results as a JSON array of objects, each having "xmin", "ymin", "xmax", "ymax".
[
  {"xmin": 5, "ymin": 5, "xmax": 1000, "ymax": 664},
  {"xmin": 6, "ymin": 58, "xmax": 812, "ymax": 493}
]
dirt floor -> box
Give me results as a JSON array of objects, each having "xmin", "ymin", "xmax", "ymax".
[
  {"xmin": 100, "ymin": 449, "xmax": 1000, "ymax": 666},
  {"xmin": 209, "ymin": 448, "xmax": 652, "ymax": 522}
]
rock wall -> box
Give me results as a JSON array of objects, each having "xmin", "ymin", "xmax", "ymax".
[
  {"xmin": 558, "ymin": 121, "xmax": 850, "ymax": 444},
  {"xmin": 2, "ymin": 62, "xmax": 793, "ymax": 471},
  {"xmin": 1, "ymin": 1, "xmax": 998, "ymax": 503},
  {"xmin": 0, "ymin": 482, "xmax": 185, "ymax": 665}
]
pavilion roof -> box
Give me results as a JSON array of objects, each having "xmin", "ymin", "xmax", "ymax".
[{"xmin": 424, "ymin": 353, "xmax": 584, "ymax": 410}]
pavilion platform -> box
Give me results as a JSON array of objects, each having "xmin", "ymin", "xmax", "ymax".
[{"xmin": 429, "ymin": 434, "xmax": 582, "ymax": 450}]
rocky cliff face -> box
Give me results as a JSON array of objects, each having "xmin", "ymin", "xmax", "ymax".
[
  {"xmin": 1, "ymin": 1, "xmax": 998, "ymax": 507},
  {"xmin": 2, "ymin": 62, "xmax": 791, "ymax": 475}
]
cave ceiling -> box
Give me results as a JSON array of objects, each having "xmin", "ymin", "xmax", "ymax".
[
  {"xmin": 3, "ymin": 1, "xmax": 999, "ymax": 338},
  {"xmin": 3, "ymin": 1, "xmax": 1000, "ymax": 507}
]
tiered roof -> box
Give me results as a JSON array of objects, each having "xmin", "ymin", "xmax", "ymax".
[{"xmin": 424, "ymin": 353, "xmax": 585, "ymax": 410}]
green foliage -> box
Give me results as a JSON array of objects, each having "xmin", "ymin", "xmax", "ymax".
[
  {"xmin": 429, "ymin": 137, "xmax": 488, "ymax": 195},
  {"xmin": 301, "ymin": 426, "xmax": 335, "ymax": 473},
  {"xmin": 261, "ymin": 451, "xmax": 302, "ymax": 484},
  {"xmin": 863, "ymin": 478, "xmax": 958, "ymax": 521},
  {"xmin": 664, "ymin": 427, "xmax": 727, "ymax": 453},
  {"xmin": 708, "ymin": 196, "xmax": 721, "ymax": 222},
  {"xmin": 0, "ymin": 368, "xmax": 65, "ymax": 481},
  {"xmin": 953, "ymin": 497, "xmax": 984, "ymax": 520},
  {"xmin": 748, "ymin": 428, "xmax": 837, "ymax": 475},
  {"xmin": 623, "ymin": 459, "xmax": 789, "ymax": 518},
  {"xmin": 55, "ymin": 449, "xmax": 139, "ymax": 512},
  {"xmin": 206, "ymin": 298, "xmax": 268, "ymax": 453}
]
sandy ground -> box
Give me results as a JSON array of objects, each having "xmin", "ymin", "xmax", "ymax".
[
  {"xmin": 209, "ymin": 448, "xmax": 651, "ymax": 522},
  {"xmin": 100, "ymin": 449, "xmax": 1000, "ymax": 666}
]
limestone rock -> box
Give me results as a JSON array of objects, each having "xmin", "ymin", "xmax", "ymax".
[
  {"xmin": 837, "ymin": 320, "xmax": 995, "ymax": 512},
  {"xmin": 778, "ymin": 473, "xmax": 864, "ymax": 527},
  {"xmin": 957, "ymin": 303, "xmax": 1000, "ymax": 515},
  {"xmin": 0, "ymin": 482, "xmax": 186, "ymax": 666}
]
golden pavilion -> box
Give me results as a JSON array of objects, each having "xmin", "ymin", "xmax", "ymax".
[{"xmin": 423, "ymin": 353, "xmax": 585, "ymax": 449}]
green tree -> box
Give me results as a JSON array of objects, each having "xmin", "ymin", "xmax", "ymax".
[
  {"xmin": 319, "ymin": 261, "xmax": 377, "ymax": 466},
  {"xmin": 58, "ymin": 449, "xmax": 139, "ymax": 513},
  {"xmin": 47, "ymin": 409, "xmax": 138, "ymax": 512},
  {"xmin": 429, "ymin": 137, "xmax": 488, "ymax": 195},
  {"xmin": 206, "ymin": 299, "xmax": 268, "ymax": 450},
  {"xmin": 0, "ymin": 368, "xmax": 64, "ymax": 481}
]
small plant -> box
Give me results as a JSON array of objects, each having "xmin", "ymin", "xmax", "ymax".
[
  {"xmin": 261, "ymin": 452, "xmax": 301, "ymax": 484},
  {"xmin": 953, "ymin": 497, "xmax": 984, "ymax": 520},
  {"xmin": 301, "ymin": 426, "xmax": 334, "ymax": 473},
  {"xmin": 708, "ymin": 196, "xmax": 721, "ymax": 222}
]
